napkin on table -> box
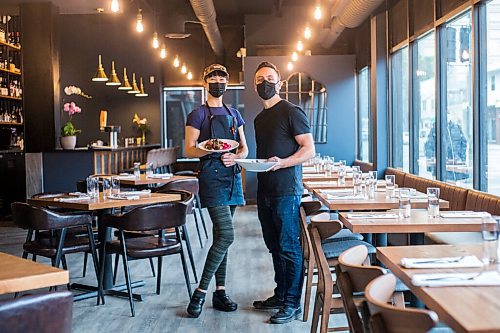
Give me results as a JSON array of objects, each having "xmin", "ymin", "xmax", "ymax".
[
  {"xmin": 440, "ymin": 211, "xmax": 491, "ymax": 218},
  {"xmin": 55, "ymin": 196, "xmax": 90, "ymax": 202},
  {"xmin": 327, "ymin": 194, "xmax": 367, "ymax": 200},
  {"xmin": 148, "ymin": 173, "xmax": 173, "ymax": 179},
  {"xmin": 346, "ymin": 213, "xmax": 399, "ymax": 219},
  {"xmin": 411, "ymin": 270, "xmax": 500, "ymax": 287},
  {"xmin": 119, "ymin": 189, "xmax": 151, "ymax": 196},
  {"xmin": 400, "ymin": 255, "xmax": 483, "ymax": 269}
]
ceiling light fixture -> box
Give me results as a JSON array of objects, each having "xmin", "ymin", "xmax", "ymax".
[
  {"xmin": 173, "ymin": 55, "xmax": 180, "ymax": 67},
  {"xmin": 92, "ymin": 54, "xmax": 109, "ymax": 82},
  {"xmin": 118, "ymin": 67, "xmax": 132, "ymax": 90},
  {"xmin": 292, "ymin": 51, "xmax": 298, "ymax": 62},
  {"xmin": 314, "ymin": 6, "xmax": 322, "ymax": 20},
  {"xmin": 287, "ymin": 61, "xmax": 294, "ymax": 71},
  {"xmin": 160, "ymin": 44, "xmax": 167, "ymax": 59},
  {"xmin": 181, "ymin": 64, "xmax": 187, "ymax": 74},
  {"xmin": 136, "ymin": 9, "xmax": 144, "ymax": 32},
  {"xmin": 127, "ymin": 73, "xmax": 141, "ymax": 94},
  {"xmin": 110, "ymin": 0, "xmax": 119, "ymax": 13},
  {"xmin": 105, "ymin": 61, "xmax": 121, "ymax": 86},
  {"xmin": 136, "ymin": 77, "xmax": 148, "ymax": 97},
  {"xmin": 187, "ymin": 72, "xmax": 193, "ymax": 80},
  {"xmin": 304, "ymin": 26, "xmax": 312, "ymax": 40},
  {"xmin": 152, "ymin": 32, "xmax": 159, "ymax": 49},
  {"xmin": 296, "ymin": 40, "xmax": 303, "ymax": 52}
]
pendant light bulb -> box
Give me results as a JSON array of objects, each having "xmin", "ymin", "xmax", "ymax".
[
  {"xmin": 314, "ymin": 6, "xmax": 322, "ymax": 20},
  {"xmin": 127, "ymin": 73, "xmax": 141, "ymax": 94},
  {"xmin": 292, "ymin": 51, "xmax": 298, "ymax": 62},
  {"xmin": 173, "ymin": 55, "xmax": 180, "ymax": 68},
  {"xmin": 136, "ymin": 9, "xmax": 144, "ymax": 32},
  {"xmin": 118, "ymin": 67, "xmax": 132, "ymax": 90},
  {"xmin": 136, "ymin": 77, "xmax": 148, "ymax": 97},
  {"xmin": 287, "ymin": 61, "xmax": 294, "ymax": 71},
  {"xmin": 187, "ymin": 72, "xmax": 193, "ymax": 80},
  {"xmin": 296, "ymin": 40, "xmax": 303, "ymax": 52},
  {"xmin": 105, "ymin": 60, "xmax": 121, "ymax": 86},
  {"xmin": 152, "ymin": 32, "xmax": 159, "ymax": 49},
  {"xmin": 92, "ymin": 54, "xmax": 108, "ymax": 82},
  {"xmin": 160, "ymin": 44, "xmax": 167, "ymax": 59},
  {"xmin": 110, "ymin": 0, "xmax": 120, "ymax": 13},
  {"xmin": 181, "ymin": 64, "xmax": 187, "ymax": 74},
  {"xmin": 304, "ymin": 26, "xmax": 312, "ymax": 40}
]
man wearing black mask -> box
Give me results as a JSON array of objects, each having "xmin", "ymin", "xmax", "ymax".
[
  {"xmin": 252, "ymin": 62, "xmax": 315, "ymax": 324},
  {"xmin": 185, "ymin": 64, "xmax": 248, "ymax": 318}
]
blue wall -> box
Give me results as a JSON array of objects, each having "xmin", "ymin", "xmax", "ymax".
[{"xmin": 243, "ymin": 55, "xmax": 356, "ymax": 200}]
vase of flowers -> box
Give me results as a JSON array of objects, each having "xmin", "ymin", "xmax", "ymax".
[
  {"xmin": 133, "ymin": 113, "xmax": 148, "ymax": 145},
  {"xmin": 60, "ymin": 102, "xmax": 82, "ymax": 150}
]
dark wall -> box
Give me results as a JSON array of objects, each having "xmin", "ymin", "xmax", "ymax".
[
  {"xmin": 244, "ymin": 55, "xmax": 356, "ymax": 200},
  {"xmin": 59, "ymin": 14, "xmax": 162, "ymax": 147}
]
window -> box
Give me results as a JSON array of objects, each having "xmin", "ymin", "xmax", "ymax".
[
  {"xmin": 484, "ymin": 0, "xmax": 500, "ymax": 195},
  {"xmin": 391, "ymin": 46, "xmax": 410, "ymax": 171},
  {"xmin": 357, "ymin": 67, "xmax": 371, "ymax": 161},
  {"xmin": 413, "ymin": 32, "xmax": 436, "ymax": 179},
  {"xmin": 441, "ymin": 12, "xmax": 473, "ymax": 187}
]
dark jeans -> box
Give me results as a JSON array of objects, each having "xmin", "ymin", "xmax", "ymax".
[{"xmin": 257, "ymin": 194, "xmax": 303, "ymax": 308}]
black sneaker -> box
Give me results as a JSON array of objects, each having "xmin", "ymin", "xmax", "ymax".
[
  {"xmin": 270, "ymin": 306, "xmax": 302, "ymax": 324},
  {"xmin": 187, "ymin": 290, "xmax": 206, "ymax": 318},
  {"xmin": 212, "ymin": 291, "xmax": 237, "ymax": 312},
  {"xmin": 253, "ymin": 295, "xmax": 284, "ymax": 310}
]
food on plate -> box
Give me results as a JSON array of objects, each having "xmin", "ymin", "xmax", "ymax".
[{"xmin": 203, "ymin": 138, "xmax": 232, "ymax": 151}]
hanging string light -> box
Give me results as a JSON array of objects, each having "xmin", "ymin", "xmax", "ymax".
[
  {"xmin": 304, "ymin": 26, "xmax": 312, "ymax": 40},
  {"xmin": 173, "ymin": 55, "xmax": 180, "ymax": 67},
  {"xmin": 160, "ymin": 44, "xmax": 167, "ymax": 59},
  {"xmin": 291, "ymin": 51, "xmax": 298, "ymax": 62},
  {"xmin": 136, "ymin": 9, "xmax": 144, "ymax": 32},
  {"xmin": 110, "ymin": 0, "xmax": 120, "ymax": 13},
  {"xmin": 187, "ymin": 72, "xmax": 193, "ymax": 80},
  {"xmin": 181, "ymin": 64, "xmax": 187, "ymax": 74},
  {"xmin": 152, "ymin": 32, "xmax": 159, "ymax": 48},
  {"xmin": 296, "ymin": 40, "xmax": 303, "ymax": 52},
  {"xmin": 314, "ymin": 6, "xmax": 322, "ymax": 20},
  {"xmin": 287, "ymin": 61, "xmax": 294, "ymax": 71}
]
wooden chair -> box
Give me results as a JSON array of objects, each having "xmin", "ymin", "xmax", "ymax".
[
  {"xmin": 365, "ymin": 274, "xmax": 439, "ymax": 333},
  {"xmin": 337, "ymin": 245, "xmax": 405, "ymax": 332}
]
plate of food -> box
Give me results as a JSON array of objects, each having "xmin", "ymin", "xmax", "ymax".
[
  {"xmin": 198, "ymin": 139, "xmax": 239, "ymax": 153},
  {"xmin": 235, "ymin": 159, "xmax": 277, "ymax": 172}
]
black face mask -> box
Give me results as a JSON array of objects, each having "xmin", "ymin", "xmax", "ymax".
[
  {"xmin": 256, "ymin": 80, "xmax": 277, "ymax": 100},
  {"xmin": 208, "ymin": 82, "xmax": 226, "ymax": 98}
]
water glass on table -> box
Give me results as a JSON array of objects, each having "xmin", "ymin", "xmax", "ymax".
[
  {"xmin": 102, "ymin": 177, "xmax": 112, "ymax": 199},
  {"xmin": 134, "ymin": 162, "xmax": 141, "ymax": 179},
  {"xmin": 111, "ymin": 176, "xmax": 120, "ymax": 195},
  {"xmin": 427, "ymin": 187, "xmax": 440, "ymax": 218},
  {"xmin": 352, "ymin": 165, "xmax": 361, "ymax": 173},
  {"xmin": 146, "ymin": 162, "xmax": 154, "ymax": 178},
  {"xmin": 385, "ymin": 175, "xmax": 395, "ymax": 198},
  {"xmin": 86, "ymin": 176, "xmax": 98, "ymax": 198},
  {"xmin": 481, "ymin": 217, "xmax": 499, "ymax": 266},
  {"xmin": 399, "ymin": 188, "xmax": 411, "ymax": 218},
  {"xmin": 353, "ymin": 171, "xmax": 362, "ymax": 196},
  {"xmin": 338, "ymin": 166, "xmax": 346, "ymax": 185}
]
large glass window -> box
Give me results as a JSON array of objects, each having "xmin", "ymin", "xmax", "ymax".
[
  {"xmin": 357, "ymin": 67, "xmax": 371, "ymax": 161},
  {"xmin": 391, "ymin": 46, "xmax": 410, "ymax": 171},
  {"xmin": 414, "ymin": 32, "xmax": 436, "ymax": 179},
  {"xmin": 484, "ymin": 0, "xmax": 500, "ymax": 195},
  {"xmin": 441, "ymin": 12, "xmax": 473, "ymax": 187}
]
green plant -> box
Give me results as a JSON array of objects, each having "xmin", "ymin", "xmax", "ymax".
[{"xmin": 61, "ymin": 121, "xmax": 81, "ymax": 137}]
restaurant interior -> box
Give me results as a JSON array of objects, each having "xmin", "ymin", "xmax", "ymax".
[{"xmin": 0, "ymin": 0, "xmax": 499, "ymax": 332}]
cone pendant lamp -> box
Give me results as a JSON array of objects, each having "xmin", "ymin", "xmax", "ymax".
[
  {"xmin": 92, "ymin": 54, "xmax": 108, "ymax": 82},
  {"xmin": 127, "ymin": 73, "xmax": 140, "ymax": 94},
  {"xmin": 106, "ymin": 61, "xmax": 121, "ymax": 86},
  {"xmin": 135, "ymin": 77, "xmax": 148, "ymax": 97},
  {"xmin": 118, "ymin": 67, "xmax": 132, "ymax": 90}
]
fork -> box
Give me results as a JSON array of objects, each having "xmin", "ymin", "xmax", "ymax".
[{"xmin": 411, "ymin": 256, "xmax": 465, "ymax": 264}]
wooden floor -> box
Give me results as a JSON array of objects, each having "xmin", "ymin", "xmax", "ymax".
[{"xmin": 0, "ymin": 206, "xmax": 346, "ymax": 333}]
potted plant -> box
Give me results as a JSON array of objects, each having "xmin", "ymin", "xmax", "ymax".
[
  {"xmin": 60, "ymin": 102, "xmax": 82, "ymax": 149},
  {"xmin": 133, "ymin": 113, "xmax": 149, "ymax": 144}
]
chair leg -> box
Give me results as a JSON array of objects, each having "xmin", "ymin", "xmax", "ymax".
[
  {"xmin": 320, "ymin": 293, "xmax": 332, "ymax": 333},
  {"xmin": 177, "ymin": 228, "xmax": 192, "ymax": 298},
  {"xmin": 97, "ymin": 241, "xmax": 107, "ymax": 306},
  {"xmin": 192, "ymin": 208, "xmax": 203, "ymax": 248},
  {"xmin": 22, "ymin": 251, "xmax": 28, "ymax": 259},
  {"xmin": 182, "ymin": 224, "xmax": 198, "ymax": 284},
  {"xmin": 54, "ymin": 228, "xmax": 68, "ymax": 268},
  {"xmin": 156, "ymin": 256, "xmax": 163, "ymax": 295},
  {"xmin": 113, "ymin": 253, "xmax": 120, "ymax": 285},
  {"xmin": 311, "ymin": 294, "xmax": 321, "ymax": 333},
  {"xmin": 61, "ymin": 255, "xmax": 71, "ymax": 291},
  {"xmin": 32, "ymin": 254, "xmax": 37, "ymax": 262},
  {"xmin": 196, "ymin": 195, "xmax": 208, "ymax": 239},
  {"xmin": 87, "ymin": 225, "xmax": 104, "ymax": 305},
  {"xmin": 303, "ymin": 258, "xmax": 315, "ymax": 321},
  {"xmin": 119, "ymin": 233, "xmax": 135, "ymax": 317},
  {"xmin": 149, "ymin": 258, "xmax": 156, "ymax": 277},
  {"xmin": 82, "ymin": 252, "xmax": 88, "ymax": 277}
]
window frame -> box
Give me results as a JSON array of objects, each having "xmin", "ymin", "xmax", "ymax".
[{"xmin": 356, "ymin": 66, "xmax": 372, "ymax": 162}]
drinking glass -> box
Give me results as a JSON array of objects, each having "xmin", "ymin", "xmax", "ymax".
[
  {"xmin": 86, "ymin": 176, "xmax": 98, "ymax": 198},
  {"xmin": 102, "ymin": 177, "xmax": 112, "ymax": 199},
  {"xmin": 338, "ymin": 166, "xmax": 346, "ymax": 185},
  {"xmin": 339, "ymin": 159, "xmax": 347, "ymax": 167},
  {"xmin": 398, "ymin": 188, "xmax": 411, "ymax": 218},
  {"xmin": 146, "ymin": 162, "xmax": 154, "ymax": 178},
  {"xmin": 353, "ymin": 171, "xmax": 362, "ymax": 196},
  {"xmin": 352, "ymin": 165, "xmax": 361, "ymax": 173},
  {"xmin": 111, "ymin": 176, "xmax": 120, "ymax": 195},
  {"xmin": 481, "ymin": 216, "xmax": 499, "ymax": 266},
  {"xmin": 427, "ymin": 187, "xmax": 440, "ymax": 218},
  {"xmin": 134, "ymin": 162, "xmax": 141, "ymax": 179},
  {"xmin": 385, "ymin": 175, "xmax": 396, "ymax": 198}
]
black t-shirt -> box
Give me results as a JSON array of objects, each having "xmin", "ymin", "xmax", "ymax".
[{"xmin": 254, "ymin": 100, "xmax": 311, "ymax": 196}]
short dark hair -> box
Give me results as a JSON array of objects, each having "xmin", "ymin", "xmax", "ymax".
[{"xmin": 255, "ymin": 61, "xmax": 281, "ymax": 80}]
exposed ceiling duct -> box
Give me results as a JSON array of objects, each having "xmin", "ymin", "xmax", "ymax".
[
  {"xmin": 189, "ymin": 0, "xmax": 225, "ymax": 59},
  {"xmin": 322, "ymin": 0, "xmax": 384, "ymax": 48}
]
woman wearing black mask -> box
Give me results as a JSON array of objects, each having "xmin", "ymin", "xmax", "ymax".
[{"xmin": 185, "ymin": 64, "xmax": 248, "ymax": 318}]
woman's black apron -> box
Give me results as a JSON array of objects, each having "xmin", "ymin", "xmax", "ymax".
[{"xmin": 198, "ymin": 104, "xmax": 244, "ymax": 208}]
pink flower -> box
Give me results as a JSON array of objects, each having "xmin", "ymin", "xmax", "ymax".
[
  {"xmin": 74, "ymin": 106, "xmax": 81, "ymax": 113},
  {"xmin": 70, "ymin": 102, "xmax": 76, "ymax": 109},
  {"xmin": 64, "ymin": 103, "xmax": 70, "ymax": 112}
]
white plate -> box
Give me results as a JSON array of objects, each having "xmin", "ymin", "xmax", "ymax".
[
  {"xmin": 198, "ymin": 139, "xmax": 239, "ymax": 153},
  {"xmin": 235, "ymin": 159, "xmax": 277, "ymax": 172}
]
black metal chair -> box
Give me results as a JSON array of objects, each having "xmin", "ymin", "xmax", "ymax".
[{"xmin": 97, "ymin": 199, "xmax": 192, "ymax": 316}]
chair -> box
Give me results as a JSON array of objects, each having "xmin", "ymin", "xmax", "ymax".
[
  {"xmin": 11, "ymin": 202, "xmax": 100, "ymax": 292},
  {"xmin": 98, "ymin": 200, "xmax": 192, "ymax": 316},
  {"xmin": 0, "ymin": 291, "xmax": 73, "ymax": 333},
  {"xmin": 365, "ymin": 274, "xmax": 439, "ymax": 333},
  {"xmin": 337, "ymin": 245, "xmax": 406, "ymax": 332}
]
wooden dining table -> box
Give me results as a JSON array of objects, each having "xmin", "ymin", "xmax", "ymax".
[
  {"xmin": 116, "ymin": 174, "xmax": 196, "ymax": 186},
  {"xmin": 0, "ymin": 252, "xmax": 69, "ymax": 295},
  {"xmin": 377, "ymin": 244, "xmax": 500, "ymax": 333},
  {"xmin": 28, "ymin": 192, "xmax": 181, "ymax": 301}
]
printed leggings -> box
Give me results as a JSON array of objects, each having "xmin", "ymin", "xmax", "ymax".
[{"xmin": 198, "ymin": 205, "xmax": 236, "ymax": 290}]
